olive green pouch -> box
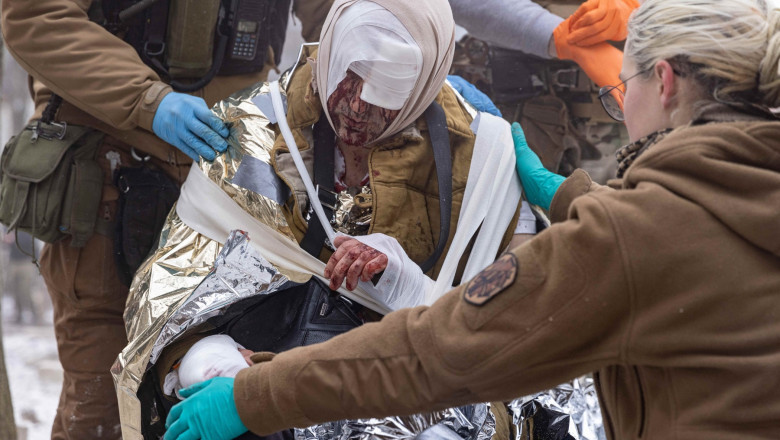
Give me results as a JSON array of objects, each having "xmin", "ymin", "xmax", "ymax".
[
  {"xmin": 0, "ymin": 123, "xmax": 105, "ymax": 248},
  {"xmin": 166, "ymin": 0, "xmax": 220, "ymax": 78}
]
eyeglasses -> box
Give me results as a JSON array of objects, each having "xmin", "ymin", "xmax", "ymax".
[{"xmin": 598, "ymin": 70, "xmax": 647, "ymax": 122}]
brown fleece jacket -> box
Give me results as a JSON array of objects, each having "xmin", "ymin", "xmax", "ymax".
[
  {"xmin": 235, "ymin": 118, "xmax": 780, "ymax": 440},
  {"xmin": 0, "ymin": 0, "xmax": 332, "ymax": 163}
]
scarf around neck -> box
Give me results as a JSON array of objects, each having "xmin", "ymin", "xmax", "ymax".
[{"xmin": 614, "ymin": 100, "xmax": 777, "ymax": 179}]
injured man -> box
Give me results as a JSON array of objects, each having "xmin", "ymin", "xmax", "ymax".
[{"xmin": 114, "ymin": 0, "xmax": 534, "ymax": 438}]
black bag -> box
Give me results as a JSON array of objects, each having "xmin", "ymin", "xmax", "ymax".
[
  {"xmin": 113, "ymin": 166, "xmax": 180, "ymax": 286},
  {"xmin": 225, "ymin": 278, "xmax": 363, "ymax": 353},
  {"xmin": 227, "ymin": 279, "xmax": 363, "ymax": 440},
  {"xmin": 139, "ymin": 278, "xmax": 362, "ymax": 440}
]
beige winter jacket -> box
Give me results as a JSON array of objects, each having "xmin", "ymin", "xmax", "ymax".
[
  {"xmin": 271, "ymin": 49, "xmax": 519, "ymax": 278},
  {"xmin": 234, "ymin": 115, "xmax": 780, "ymax": 439}
]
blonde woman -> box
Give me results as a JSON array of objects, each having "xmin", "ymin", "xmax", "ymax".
[{"xmin": 166, "ymin": 1, "xmax": 780, "ymax": 439}]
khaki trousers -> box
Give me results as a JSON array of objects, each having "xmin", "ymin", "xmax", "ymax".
[{"xmin": 39, "ymin": 136, "xmax": 188, "ymax": 440}]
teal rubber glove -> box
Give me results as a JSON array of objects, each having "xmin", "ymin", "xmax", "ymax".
[
  {"xmin": 152, "ymin": 92, "xmax": 230, "ymax": 162},
  {"xmin": 512, "ymin": 122, "xmax": 565, "ymax": 210},
  {"xmin": 164, "ymin": 377, "xmax": 248, "ymax": 440},
  {"xmin": 447, "ymin": 75, "xmax": 502, "ymax": 117}
]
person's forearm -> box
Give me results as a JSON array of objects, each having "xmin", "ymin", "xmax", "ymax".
[
  {"xmin": 449, "ymin": 0, "xmax": 563, "ymax": 58},
  {"xmin": 234, "ymin": 198, "xmax": 631, "ymax": 434},
  {"xmin": 1, "ymin": 0, "xmax": 170, "ymax": 131},
  {"xmin": 548, "ymin": 169, "xmax": 613, "ymax": 223}
]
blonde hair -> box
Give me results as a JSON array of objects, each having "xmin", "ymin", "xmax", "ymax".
[{"xmin": 625, "ymin": 0, "xmax": 780, "ymax": 108}]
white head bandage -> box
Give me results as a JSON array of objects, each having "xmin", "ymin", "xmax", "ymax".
[
  {"xmin": 318, "ymin": 0, "xmax": 456, "ymax": 142},
  {"xmin": 325, "ymin": 1, "xmax": 423, "ymax": 111}
]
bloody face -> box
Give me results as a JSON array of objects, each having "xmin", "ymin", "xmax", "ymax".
[{"xmin": 326, "ymin": 70, "xmax": 401, "ymax": 146}]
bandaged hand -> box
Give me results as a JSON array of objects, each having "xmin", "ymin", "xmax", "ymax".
[
  {"xmin": 325, "ymin": 236, "xmax": 389, "ymax": 291},
  {"xmin": 334, "ymin": 233, "xmax": 434, "ymax": 310},
  {"xmin": 163, "ymin": 335, "xmax": 253, "ymax": 400},
  {"xmin": 565, "ymin": 0, "xmax": 639, "ymax": 46}
]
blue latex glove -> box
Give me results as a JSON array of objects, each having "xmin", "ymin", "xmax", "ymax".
[
  {"xmin": 164, "ymin": 377, "xmax": 248, "ymax": 440},
  {"xmin": 447, "ymin": 75, "xmax": 502, "ymax": 117},
  {"xmin": 512, "ymin": 122, "xmax": 565, "ymax": 210},
  {"xmin": 152, "ymin": 92, "xmax": 230, "ymax": 162}
]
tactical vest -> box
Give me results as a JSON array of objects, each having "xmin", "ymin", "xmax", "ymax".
[
  {"xmin": 451, "ymin": 0, "xmax": 628, "ymax": 180},
  {"xmin": 91, "ymin": 0, "xmax": 291, "ymax": 92}
]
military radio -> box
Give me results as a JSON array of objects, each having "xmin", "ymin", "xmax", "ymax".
[{"xmin": 221, "ymin": 0, "xmax": 287, "ymax": 74}]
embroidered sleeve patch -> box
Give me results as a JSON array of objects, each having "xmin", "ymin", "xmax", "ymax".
[{"xmin": 463, "ymin": 253, "xmax": 518, "ymax": 306}]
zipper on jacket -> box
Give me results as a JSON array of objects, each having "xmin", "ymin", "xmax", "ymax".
[
  {"xmin": 634, "ymin": 366, "xmax": 647, "ymax": 438},
  {"xmin": 593, "ymin": 372, "xmax": 616, "ymax": 440}
]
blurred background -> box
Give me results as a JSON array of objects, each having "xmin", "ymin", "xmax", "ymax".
[{"xmin": 1, "ymin": 25, "xmax": 56, "ymax": 440}]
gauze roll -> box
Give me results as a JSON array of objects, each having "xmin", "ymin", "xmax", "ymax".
[
  {"xmin": 326, "ymin": 1, "xmax": 422, "ymax": 111},
  {"xmin": 177, "ymin": 335, "xmax": 249, "ymax": 391}
]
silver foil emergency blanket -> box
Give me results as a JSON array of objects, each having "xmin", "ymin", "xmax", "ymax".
[
  {"xmin": 295, "ymin": 403, "xmax": 495, "ymax": 440},
  {"xmin": 149, "ymin": 228, "xmax": 496, "ymax": 440},
  {"xmin": 333, "ymin": 186, "xmax": 373, "ymax": 236},
  {"xmin": 508, "ymin": 375, "xmax": 606, "ymax": 440},
  {"xmin": 113, "ymin": 46, "xmax": 310, "ymax": 440},
  {"xmin": 148, "ymin": 230, "xmax": 289, "ymax": 365}
]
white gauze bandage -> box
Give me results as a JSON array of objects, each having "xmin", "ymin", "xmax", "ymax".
[
  {"xmin": 325, "ymin": 1, "xmax": 423, "ymax": 111},
  {"xmin": 163, "ymin": 335, "xmax": 249, "ymax": 399},
  {"xmin": 345, "ymin": 233, "xmax": 434, "ymax": 310}
]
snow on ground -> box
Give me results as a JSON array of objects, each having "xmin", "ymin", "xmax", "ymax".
[{"xmin": 3, "ymin": 295, "xmax": 60, "ymax": 440}]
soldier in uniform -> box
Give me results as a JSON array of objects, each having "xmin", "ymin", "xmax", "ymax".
[
  {"xmin": 0, "ymin": 1, "xmax": 333, "ymax": 438},
  {"xmin": 449, "ymin": 0, "xmax": 638, "ymax": 184}
]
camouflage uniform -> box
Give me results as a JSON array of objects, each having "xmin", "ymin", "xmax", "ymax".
[{"xmin": 451, "ymin": 0, "xmax": 628, "ymax": 185}]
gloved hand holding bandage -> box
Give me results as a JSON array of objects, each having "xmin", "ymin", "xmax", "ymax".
[
  {"xmin": 164, "ymin": 377, "xmax": 248, "ymax": 440},
  {"xmin": 326, "ymin": 233, "xmax": 434, "ymax": 311},
  {"xmin": 152, "ymin": 92, "xmax": 230, "ymax": 162}
]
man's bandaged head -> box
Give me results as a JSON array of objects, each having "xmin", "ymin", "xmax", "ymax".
[
  {"xmin": 326, "ymin": 1, "xmax": 422, "ymax": 112},
  {"xmin": 317, "ymin": 0, "xmax": 456, "ymax": 142}
]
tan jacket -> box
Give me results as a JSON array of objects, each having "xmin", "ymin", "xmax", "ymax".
[
  {"xmin": 235, "ymin": 119, "xmax": 780, "ymax": 439},
  {"xmin": 271, "ymin": 51, "xmax": 518, "ymax": 278},
  {"xmin": 0, "ymin": 0, "xmax": 332, "ymax": 166}
]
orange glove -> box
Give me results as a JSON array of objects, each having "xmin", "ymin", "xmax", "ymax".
[
  {"xmin": 553, "ymin": 25, "xmax": 624, "ymax": 89},
  {"xmin": 563, "ymin": 0, "xmax": 639, "ymax": 46}
]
